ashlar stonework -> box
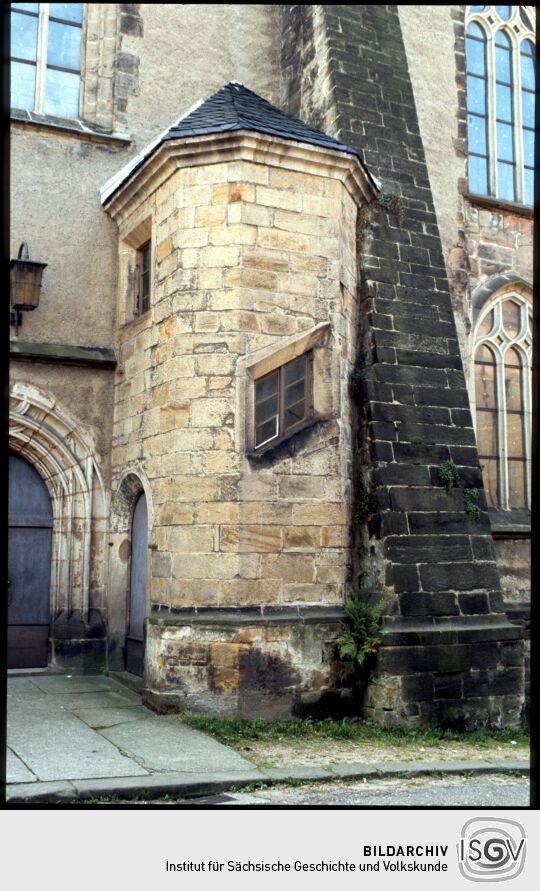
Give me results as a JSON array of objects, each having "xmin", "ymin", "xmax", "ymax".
[{"xmin": 103, "ymin": 99, "xmax": 377, "ymax": 717}]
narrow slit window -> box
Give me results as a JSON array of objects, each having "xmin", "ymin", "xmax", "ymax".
[{"xmin": 137, "ymin": 241, "xmax": 151, "ymax": 315}]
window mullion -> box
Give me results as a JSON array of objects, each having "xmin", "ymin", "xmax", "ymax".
[
  {"xmin": 278, "ymin": 368, "xmax": 284, "ymax": 440},
  {"xmin": 522, "ymin": 351, "xmax": 532, "ymax": 509},
  {"xmin": 35, "ymin": 3, "xmax": 49, "ymax": 114},
  {"xmin": 486, "ymin": 30, "xmax": 498, "ymax": 197},
  {"xmin": 512, "ymin": 36, "xmax": 524, "ymax": 204},
  {"xmin": 495, "ymin": 348, "xmax": 508, "ymax": 510}
]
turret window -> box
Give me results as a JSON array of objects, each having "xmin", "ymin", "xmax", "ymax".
[{"xmin": 255, "ymin": 353, "xmax": 312, "ymax": 449}]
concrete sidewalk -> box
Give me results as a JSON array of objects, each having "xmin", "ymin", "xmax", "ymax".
[{"xmin": 6, "ymin": 674, "xmax": 529, "ymax": 804}]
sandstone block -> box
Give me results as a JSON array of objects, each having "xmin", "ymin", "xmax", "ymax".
[
  {"xmin": 292, "ymin": 503, "xmax": 347, "ymax": 525},
  {"xmin": 156, "ymin": 503, "xmax": 194, "ymax": 525},
  {"xmin": 194, "ymin": 313, "xmax": 220, "ymax": 333},
  {"xmin": 152, "ymin": 551, "xmax": 171, "ymax": 578},
  {"xmin": 167, "ymin": 476, "xmax": 218, "ymax": 502},
  {"xmin": 156, "ymin": 238, "xmax": 173, "ymax": 262},
  {"xmin": 209, "ymin": 224, "xmax": 257, "ymax": 246},
  {"xmin": 202, "ymin": 246, "xmax": 241, "ymax": 267},
  {"xmin": 283, "ymin": 526, "xmax": 322, "ymax": 550},
  {"xmin": 169, "ymin": 526, "xmax": 215, "ymax": 553},
  {"xmin": 160, "ymin": 401, "xmax": 189, "ymax": 431},
  {"xmin": 212, "ymin": 183, "xmax": 255, "ymax": 204},
  {"xmin": 223, "ymin": 267, "xmax": 278, "ymax": 290},
  {"xmin": 195, "ymin": 206, "xmax": 226, "ymax": 227},
  {"xmin": 190, "ymin": 398, "xmax": 233, "ymax": 427},
  {"xmin": 256, "ymin": 186, "xmax": 302, "ymax": 212},
  {"xmin": 198, "ymin": 268, "xmax": 223, "ymax": 289},
  {"xmin": 195, "ymin": 502, "xmax": 240, "ymax": 524},
  {"xmin": 173, "ymin": 228, "xmax": 209, "ymax": 249},
  {"xmin": 261, "ymin": 554, "xmax": 315, "ymax": 583},
  {"xmin": 269, "ymin": 168, "xmax": 325, "ymax": 195},
  {"xmin": 220, "ymin": 525, "xmax": 282, "ymax": 553},
  {"xmin": 258, "ymin": 228, "xmax": 310, "ymax": 253}
]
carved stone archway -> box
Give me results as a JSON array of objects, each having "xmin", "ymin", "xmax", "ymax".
[{"xmin": 9, "ymin": 382, "xmax": 107, "ymax": 629}]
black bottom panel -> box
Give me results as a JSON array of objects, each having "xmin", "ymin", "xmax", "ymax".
[
  {"xmin": 125, "ymin": 636, "xmax": 144, "ymax": 677},
  {"xmin": 8, "ymin": 625, "xmax": 49, "ymax": 668}
]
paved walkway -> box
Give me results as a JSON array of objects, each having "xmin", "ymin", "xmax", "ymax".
[
  {"xmin": 7, "ymin": 674, "xmax": 260, "ymax": 802},
  {"xmin": 6, "ymin": 674, "xmax": 530, "ymax": 803}
]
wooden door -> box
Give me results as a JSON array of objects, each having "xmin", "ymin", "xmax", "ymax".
[
  {"xmin": 126, "ymin": 492, "xmax": 148, "ymax": 676},
  {"xmin": 8, "ymin": 453, "xmax": 53, "ymax": 668}
]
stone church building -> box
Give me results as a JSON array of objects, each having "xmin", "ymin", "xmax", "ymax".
[{"xmin": 9, "ymin": 5, "xmax": 533, "ymax": 727}]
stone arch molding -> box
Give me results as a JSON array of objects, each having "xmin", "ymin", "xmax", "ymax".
[
  {"xmin": 9, "ymin": 382, "xmax": 107, "ymax": 621},
  {"xmin": 110, "ymin": 465, "xmax": 154, "ymax": 535},
  {"xmin": 471, "ymin": 273, "xmax": 532, "ymax": 322}
]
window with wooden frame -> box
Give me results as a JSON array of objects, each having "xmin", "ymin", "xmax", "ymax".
[
  {"xmin": 135, "ymin": 241, "xmax": 151, "ymax": 316},
  {"xmin": 254, "ymin": 353, "xmax": 313, "ymax": 449},
  {"xmin": 10, "ymin": 3, "xmax": 84, "ymax": 119},
  {"xmin": 473, "ymin": 293, "xmax": 532, "ymax": 510},
  {"xmin": 465, "ymin": 6, "xmax": 535, "ymax": 206}
]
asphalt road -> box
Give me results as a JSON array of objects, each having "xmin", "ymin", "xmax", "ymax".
[{"xmin": 176, "ymin": 774, "xmax": 530, "ymax": 807}]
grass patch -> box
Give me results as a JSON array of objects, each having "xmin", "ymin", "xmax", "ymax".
[{"xmin": 180, "ymin": 715, "xmax": 529, "ymax": 749}]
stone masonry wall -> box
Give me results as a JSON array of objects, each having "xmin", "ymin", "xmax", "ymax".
[
  {"xmin": 108, "ymin": 146, "xmax": 364, "ymax": 714},
  {"xmin": 280, "ymin": 4, "xmax": 524, "ymax": 727}
]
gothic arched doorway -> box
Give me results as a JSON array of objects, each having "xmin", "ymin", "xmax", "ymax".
[
  {"xmin": 8, "ymin": 452, "xmax": 53, "ymax": 668},
  {"xmin": 126, "ymin": 491, "xmax": 148, "ymax": 676}
]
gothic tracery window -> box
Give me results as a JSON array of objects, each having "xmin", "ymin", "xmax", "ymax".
[
  {"xmin": 466, "ymin": 6, "xmax": 535, "ymax": 206},
  {"xmin": 473, "ymin": 292, "xmax": 532, "ymax": 510}
]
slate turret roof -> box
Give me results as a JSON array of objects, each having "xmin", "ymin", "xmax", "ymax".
[
  {"xmin": 164, "ymin": 82, "xmax": 362, "ymax": 157},
  {"xmin": 101, "ymin": 82, "xmax": 377, "ymax": 205}
]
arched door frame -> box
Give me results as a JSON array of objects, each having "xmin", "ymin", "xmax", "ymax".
[
  {"xmin": 9, "ymin": 383, "xmax": 107, "ymax": 627},
  {"xmin": 109, "ymin": 466, "xmax": 154, "ymax": 672}
]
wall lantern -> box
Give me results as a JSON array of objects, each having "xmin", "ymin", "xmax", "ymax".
[{"xmin": 10, "ymin": 242, "xmax": 47, "ymax": 334}]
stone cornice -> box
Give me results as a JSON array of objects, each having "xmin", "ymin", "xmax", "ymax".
[{"xmin": 102, "ymin": 130, "xmax": 377, "ymax": 226}]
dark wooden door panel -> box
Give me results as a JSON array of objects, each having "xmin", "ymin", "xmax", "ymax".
[
  {"xmin": 8, "ymin": 453, "xmax": 52, "ymax": 668},
  {"xmin": 8, "ymin": 626, "xmax": 49, "ymax": 669},
  {"xmin": 127, "ymin": 492, "xmax": 148, "ymax": 676},
  {"xmin": 8, "ymin": 527, "xmax": 52, "ymax": 624}
]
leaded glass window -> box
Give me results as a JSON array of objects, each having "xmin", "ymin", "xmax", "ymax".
[
  {"xmin": 465, "ymin": 6, "xmax": 535, "ymax": 206},
  {"xmin": 10, "ymin": 3, "xmax": 83, "ymax": 119},
  {"xmin": 473, "ymin": 293, "xmax": 532, "ymax": 509}
]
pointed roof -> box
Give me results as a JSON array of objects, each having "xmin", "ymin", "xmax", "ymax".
[
  {"xmin": 163, "ymin": 82, "xmax": 360, "ymax": 156},
  {"xmin": 101, "ymin": 82, "xmax": 377, "ymax": 205}
]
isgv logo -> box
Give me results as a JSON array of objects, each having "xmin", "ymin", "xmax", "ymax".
[{"xmin": 458, "ymin": 817, "xmax": 526, "ymax": 882}]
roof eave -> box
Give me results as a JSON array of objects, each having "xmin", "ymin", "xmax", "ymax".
[{"xmin": 102, "ymin": 129, "xmax": 378, "ymax": 225}]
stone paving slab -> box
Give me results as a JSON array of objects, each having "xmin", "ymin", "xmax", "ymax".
[
  {"xmin": 29, "ymin": 690, "xmax": 141, "ymax": 711},
  {"xmin": 29, "ymin": 675, "xmax": 117, "ymax": 694},
  {"xmin": 5, "ymin": 677, "xmax": 43, "ymax": 693},
  {"xmin": 99, "ymin": 716, "xmax": 253, "ymax": 774},
  {"xmin": 8, "ymin": 707, "xmax": 150, "ymax": 781},
  {"xmin": 72, "ymin": 705, "xmax": 149, "ymax": 729},
  {"xmin": 7, "ymin": 748, "xmax": 37, "ymax": 783}
]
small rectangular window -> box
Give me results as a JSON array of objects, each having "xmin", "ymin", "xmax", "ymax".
[
  {"xmin": 136, "ymin": 241, "xmax": 151, "ymax": 315},
  {"xmin": 254, "ymin": 353, "xmax": 311, "ymax": 449}
]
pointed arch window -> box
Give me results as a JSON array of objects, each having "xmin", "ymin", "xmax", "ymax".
[
  {"xmin": 473, "ymin": 293, "xmax": 532, "ymax": 510},
  {"xmin": 465, "ymin": 6, "xmax": 535, "ymax": 206}
]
